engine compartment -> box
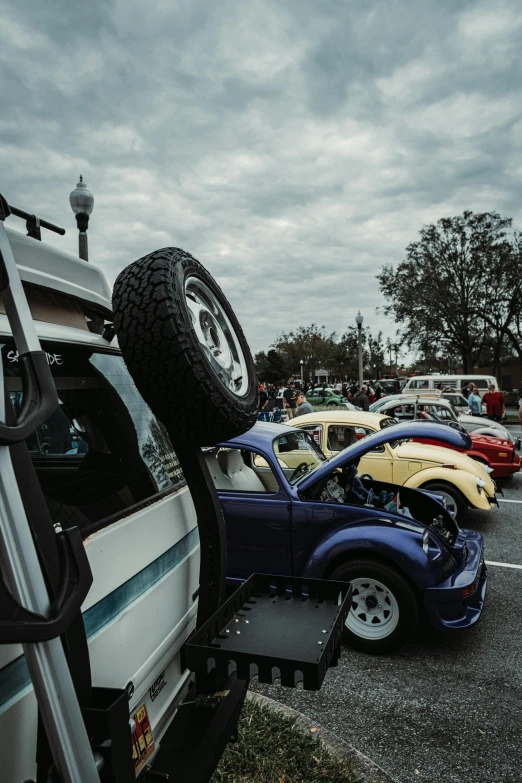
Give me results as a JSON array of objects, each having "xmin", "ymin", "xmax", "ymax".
[{"xmin": 303, "ymin": 464, "xmax": 459, "ymax": 546}]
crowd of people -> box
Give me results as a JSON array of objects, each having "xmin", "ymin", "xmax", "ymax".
[
  {"xmin": 259, "ymin": 377, "xmax": 522, "ymax": 428},
  {"xmin": 258, "ymin": 378, "xmax": 402, "ymax": 418}
]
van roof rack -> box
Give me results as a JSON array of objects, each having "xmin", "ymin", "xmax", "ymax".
[{"xmin": 0, "ymin": 193, "xmax": 65, "ymax": 241}]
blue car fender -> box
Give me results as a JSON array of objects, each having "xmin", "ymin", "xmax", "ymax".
[{"xmin": 300, "ymin": 520, "xmax": 442, "ymax": 590}]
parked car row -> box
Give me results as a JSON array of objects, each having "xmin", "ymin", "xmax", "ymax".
[
  {"xmin": 289, "ymin": 410, "xmax": 497, "ymax": 519},
  {"xmin": 372, "ymin": 396, "xmax": 521, "ymax": 478},
  {"xmin": 212, "ymin": 381, "xmax": 519, "ymax": 653}
]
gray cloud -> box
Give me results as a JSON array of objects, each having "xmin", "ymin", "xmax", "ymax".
[{"xmin": 1, "ymin": 0, "xmax": 522, "ymax": 357}]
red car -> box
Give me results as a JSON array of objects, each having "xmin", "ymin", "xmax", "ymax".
[{"xmin": 414, "ymin": 418, "xmax": 520, "ymax": 478}]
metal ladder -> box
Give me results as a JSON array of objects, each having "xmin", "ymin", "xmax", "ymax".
[{"xmin": 0, "ymin": 194, "xmax": 100, "ymax": 782}]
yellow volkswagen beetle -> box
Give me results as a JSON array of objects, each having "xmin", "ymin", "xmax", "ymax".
[{"xmin": 290, "ymin": 411, "xmax": 496, "ymax": 520}]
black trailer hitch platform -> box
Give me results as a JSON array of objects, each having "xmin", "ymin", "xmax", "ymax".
[{"xmin": 185, "ymin": 573, "xmax": 352, "ymax": 691}]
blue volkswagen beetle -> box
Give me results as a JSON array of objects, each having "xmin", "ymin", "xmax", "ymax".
[{"xmin": 204, "ymin": 420, "xmax": 487, "ymax": 653}]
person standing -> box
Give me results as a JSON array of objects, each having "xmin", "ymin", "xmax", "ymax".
[
  {"xmin": 374, "ymin": 382, "xmax": 383, "ymax": 401},
  {"xmin": 294, "ymin": 391, "xmax": 314, "ymax": 417},
  {"xmin": 259, "ymin": 384, "xmax": 269, "ymax": 412},
  {"xmin": 482, "ymin": 384, "xmax": 504, "ymax": 422},
  {"xmin": 462, "ymin": 383, "xmax": 473, "ymax": 400},
  {"xmin": 283, "ymin": 382, "xmax": 297, "ymax": 419},
  {"xmin": 468, "ymin": 386, "xmax": 483, "ymax": 416},
  {"xmin": 517, "ymin": 389, "xmax": 522, "ymax": 431},
  {"xmin": 353, "ymin": 385, "xmax": 370, "ymax": 411}
]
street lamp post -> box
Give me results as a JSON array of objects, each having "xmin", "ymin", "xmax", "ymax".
[
  {"xmin": 69, "ymin": 176, "xmax": 94, "ymax": 261},
  {"xmin": 300, "ymin": 359, "xmax": 304, "ymax": 386},
  {"xmin": 355, "ymin": 311, "xmax": 364, "ymax": 386}
]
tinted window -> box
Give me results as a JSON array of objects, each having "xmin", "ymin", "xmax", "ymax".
[{"xmin": 4, "ymin": 342, "xmax": 185, "ymax": 533}]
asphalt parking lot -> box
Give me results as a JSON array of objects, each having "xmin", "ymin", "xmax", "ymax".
[{"xmin": 256, "ymin": 432, "xmax": 522, "ymax": 783}]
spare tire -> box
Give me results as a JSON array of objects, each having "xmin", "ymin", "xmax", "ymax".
[{"xmin": 112, "ymin": 247, "xmax": 259, "ymax": 446}]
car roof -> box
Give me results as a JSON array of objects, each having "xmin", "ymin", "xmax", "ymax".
[
  {"xmin": 289, "ymin": 410, "xmax": 390, "ymax": 426},
  {"xmin": 220, "ymin": 420, "xmax": 297, "ymax": 449},
  {"xmin": 381, "ymin": 396, "xmax": 452, "ymax": 406},
  {"xmin": 7, "ymin": 226, "xmax": 112, "ymax": 316}
]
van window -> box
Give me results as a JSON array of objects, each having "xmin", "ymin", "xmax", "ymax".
[{"xmin": 3, "ymin": 342, "xmax": 185, "ymax": 534}]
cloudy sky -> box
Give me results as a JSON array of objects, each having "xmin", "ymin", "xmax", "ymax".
[{"xmin": 2, "ymin": 0, "xmax": 522, "ymax": 356}]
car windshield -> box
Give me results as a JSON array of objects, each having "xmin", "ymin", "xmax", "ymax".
[{"xmin": 273, "ymin": 430, "xmax": 326, "ymax": 484}]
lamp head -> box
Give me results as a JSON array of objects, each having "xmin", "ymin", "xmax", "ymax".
[
  {"xmin": 355, "ymin": 310, "xmax": 363, "ymax": 327},
  {"xmin": 69, "ymin": 175, "xmax": 94, "ymax": 216}
]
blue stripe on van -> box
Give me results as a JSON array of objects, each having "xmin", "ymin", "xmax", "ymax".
[{"xmin": 0, "ymin": 527, "xmax": 199, "ymax": 710}]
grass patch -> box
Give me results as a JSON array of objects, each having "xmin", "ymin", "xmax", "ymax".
[{"xmin": 211, "ymin": 698, "xmax": 360, "ymax": 783}]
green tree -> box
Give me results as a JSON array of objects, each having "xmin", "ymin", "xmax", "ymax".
[
  {"xmin": 377, "ymin": 211, "xmax": 513, "ymax": 372},
  {"xmin": 254, "ymin": 349, "xmax": 287, "ymax": 384},
  {"xmin": 339, "ymin": 326, "xmax": 386, "ymax": 379},
  {"xmin": 270, "ymin": 324, "xmax": 337, "ymax": 381},
  {"xmin": 476, "ymin": 230, "xmax": 522, "ymax": 376}
]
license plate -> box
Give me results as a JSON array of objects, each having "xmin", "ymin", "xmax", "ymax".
[{"xmin": 131, "ymin": 703, "xmax": 155, "ymax": 775}]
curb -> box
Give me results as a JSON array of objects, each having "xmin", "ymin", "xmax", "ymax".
[{"xmin": 247, "ymin": 692, "xmax": 399, "ymax": 783}]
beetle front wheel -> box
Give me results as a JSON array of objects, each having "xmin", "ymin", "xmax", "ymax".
[{"xmin": 329, "ymin": 558, "xmax": 419, "ymax": 654}]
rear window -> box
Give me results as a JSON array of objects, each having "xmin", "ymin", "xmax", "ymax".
[
  {"xmin": 327, "ymin": 425, "xmax": 384, "ymax": 453},
  {"xmin": 3, "ymin": 342, "xmax": 185, "ymax": 535}
]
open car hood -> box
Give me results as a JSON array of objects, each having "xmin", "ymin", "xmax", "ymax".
[{"xmin": 297, "ymin": 420, "xmax": 472, "ymax": 492}]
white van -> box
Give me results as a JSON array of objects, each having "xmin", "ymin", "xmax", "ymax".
[
  {"xmin": 402, "ymin": 374, "xmax": 498, "ymax": 398},
  {"xmin": 0, "ymin": 201, "xmax": 347, "ymax": 782},
  {"xmin": 0, "ymin": 225, "xmax": 202, "ymax": 782}
]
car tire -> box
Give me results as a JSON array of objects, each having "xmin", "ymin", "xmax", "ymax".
[
  {"xmin": 113, "ymin": 247, "xmax": 259, "ymax": 447},
  {"xmin": 421, "ymin": 480, "xmax": 467, "ymax": 522},
  {"xmin": 329, "ymin": 558, "xmax": 418, "ymax": 654}
]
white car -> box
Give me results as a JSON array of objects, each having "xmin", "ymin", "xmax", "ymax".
[
  {"xmin": 458, "ymin": 413, "xmax": 521, "ymax": 450},
  {"xmin": 443, "ymin": 392, "xmax": 486, "ymax": 415}
]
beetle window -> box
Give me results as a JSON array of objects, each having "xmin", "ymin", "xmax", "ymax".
[
  {"xmin": 327, "ymin": 425, "xmax": 384, "ymax": 453},
  {"xmin": 296, "ymin": 424, "xmax": 323, "ymax": 447},
  {"xmin": 273, "ymin": 430, "xmax": 325, "ymax": 484},
  {"xmin": 3, "ymin": 342, "xmax": 185, "ymax": 535},
  {"xmin": 386, "ymin": 404, "xmax": 414, "ymax": 420}
]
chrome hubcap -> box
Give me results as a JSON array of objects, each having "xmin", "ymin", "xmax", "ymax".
[{"xmin": 185, "ymin": 276, "xmax": 248, "ymax": 397}]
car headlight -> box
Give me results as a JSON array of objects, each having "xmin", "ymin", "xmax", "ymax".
[{"xmin": 476, "ymin": 477, "xmax": 487, "ymax": 493}]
